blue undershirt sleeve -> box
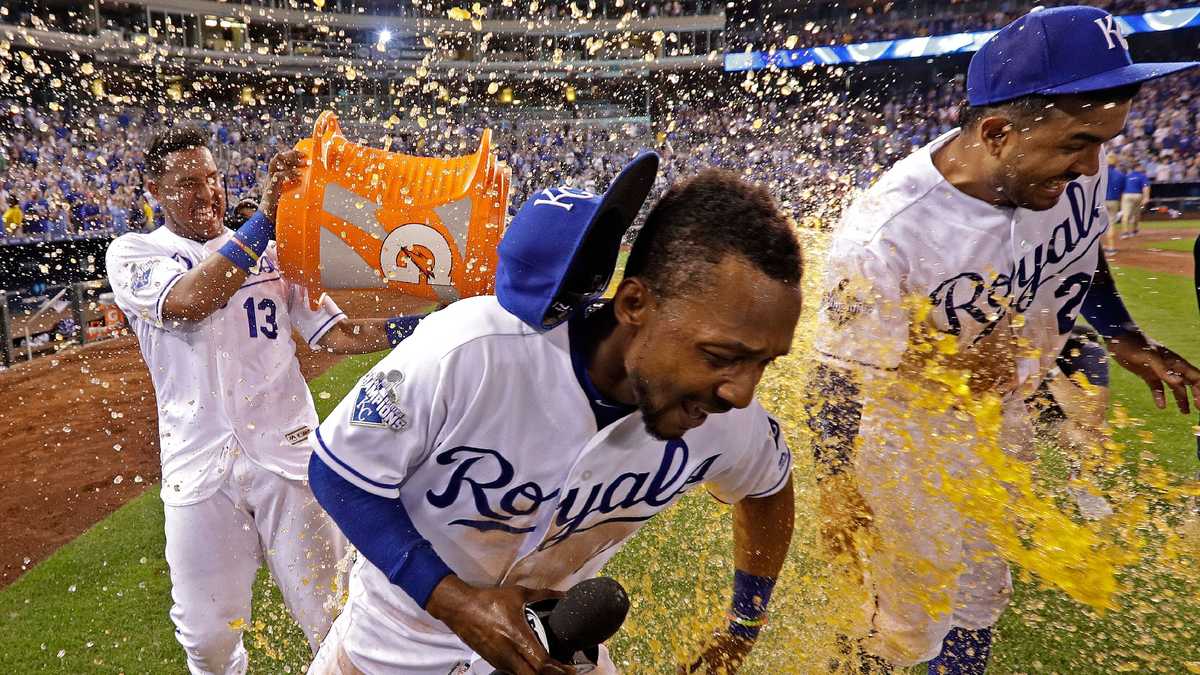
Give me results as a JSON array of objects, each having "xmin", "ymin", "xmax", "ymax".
[{"xmin": 309, "ymin": 452, "xmax": 453, "ymax": 609}]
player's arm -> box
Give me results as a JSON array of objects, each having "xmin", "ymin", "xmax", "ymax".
[
  {"xmin": 161, "ymin": 151, "xmax": 305, "ymax": 322},
  {"xmin": 682, "ymin": 478, "xmax": 794, "ymax": 674},
  {"xmin": 807, "ymin": 362, "xmax": 874, "ymax": 557},
  {"xmin": 1081, "ymin": 253, "xmax": 1200, "ymax": 413},
  {"xmin": 309, "ymin": 455, "xmax": 572, "ymax": 675},
  {"xmin": 316, "ymin": 315, "xmax": 428, "ymax": 354}
]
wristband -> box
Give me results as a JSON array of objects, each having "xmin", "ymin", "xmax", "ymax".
[
  {"xmin": 217, "ymin": 211, "xmax": 274, "ymax": 272},
  {"xmin": 386, "ymin": 314, "xmax": 424, "ymax": 347},
  {"xmin": 728, "ymin": 570, "xmax": 776, "ymax": 640}
]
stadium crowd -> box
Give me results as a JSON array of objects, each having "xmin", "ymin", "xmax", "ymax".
[
  {"xmin": 769, "ymin": 0, "xmax": 1187, "ymax": 51},
  {"xmin": 2, "ymin": 68, "xmax": 1198, "ymax": 242}
]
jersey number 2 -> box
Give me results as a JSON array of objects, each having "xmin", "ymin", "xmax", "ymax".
[
  {"xmin": 244, "ymin": 297, "xmax": 278, "ymax": 340},
  {"xmin": 1054, "ymin": 272, "xmax": 1092, "ymax": 335}
]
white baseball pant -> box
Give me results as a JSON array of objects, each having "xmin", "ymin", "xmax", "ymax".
[
  {"xmin": 164, "ymin": 448, "xmax": 348, "ymax": 675},
  {"xmin": 852, "ymin": 402, "xmax": 1026, "ymax": 666}
]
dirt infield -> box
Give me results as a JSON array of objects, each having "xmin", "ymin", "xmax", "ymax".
[
  {"xmin": 0, "ymin": 289, "xmax": 431, "ymax": 588},
  {"xmin": 1108, "ymin": 229, "xmax": 1197, "ymax": 278}
]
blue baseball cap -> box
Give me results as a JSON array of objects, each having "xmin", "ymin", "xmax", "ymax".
[
  {"xmin": 496, "ymin": 151, "xmax": 659, "ymax": 330},
  {"xmin": 967, "ymin": 6, "xmax": 1199, "ymax": 106}
]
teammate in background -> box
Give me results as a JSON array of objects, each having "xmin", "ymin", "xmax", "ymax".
[
  {"xmin": 307, "ymin": 162, "xmax": 801, "ymax": 675},
  {"xmin": 1028, "ymin": 326, "xmax": 1114, "ymax": 521},
  {"xmin": 1103, "ymin": 155, "xmax": 1125, "ymax": 254},
  {"xmin": 105, "ymin": 125, "xmax": 424, "ymax": 675},
  {"xmin": 1120, "ymin": 160, "xmax": 1150, "ymax": 238},
  {"xmin": 810, "ymin": 7, "xmax": 1200, "ymax": 673}
]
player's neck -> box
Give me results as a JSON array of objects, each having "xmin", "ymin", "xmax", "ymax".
[
  {"xmin": 579, "ymin": 306, "xmax": 638, "ymax": 406},
  {"xmin": 932, "ymin": 133, "xmax": 1011, "ymax": 208}
]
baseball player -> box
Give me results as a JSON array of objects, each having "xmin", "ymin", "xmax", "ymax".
[
  {"xmin": 1102, "ymin": 155, "xmax": 1124, "ymax": 253},
  {"xmin": 105, "ymin": 125, "xmax": 424, "ymax": 675},
  {"xmin": 306, "ymin": 160, "xmax": 802, "ymax": 675},
  {"xmin": 1120, "ymin": 159, "xmax": 1150, "ymax": 238},
  {"xmin": 810, "ymin": 7, "xmax": 1200, "ymax": 673}
]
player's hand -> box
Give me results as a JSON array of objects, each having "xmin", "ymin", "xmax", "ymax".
[
  {"xmin": 817, "ymin": 472, "xmax": 873, "ymax": 562},
  {"xmin": 1106, "ymin": 331, "xmax": 1200, "ymax": 413},
  {"xmin": 425, "ymin": 576, "xmax": 575, "ymax": 675},
  {"xmin": 260, "ymin": 149, "xmax": 309, "ymax": 226},
  {"xmin": 678, "ymin": 631, "xmax": 754, "ymax": 675}
]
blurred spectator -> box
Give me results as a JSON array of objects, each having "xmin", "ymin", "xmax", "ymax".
[{"xmin": 3, "ymin": 195, "xmax": 22, "ymax": 235}]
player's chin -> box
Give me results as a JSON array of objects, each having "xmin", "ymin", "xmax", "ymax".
[
  {"xmin": 1021, "ymin": 183, "xmax": 1068, "ymax": 211},
  {"xmin": 644, "ymin": 406, "xmax": 705, "ymax": 441}
]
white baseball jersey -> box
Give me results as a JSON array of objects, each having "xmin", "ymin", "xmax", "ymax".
[
  {"xmin": 311, "ymin": 295, "xmax": 792, "ymax": 662},
  {"xmin": 816, "ymin": 128, "xmax": 1109, "ymax": 400},
  {"xmin": 106, "ymin": 225, "xmax": 346, "ymax": 505},
  {"xmin": 813, "ymin": 128, "xmax": 1111, "ymax": 663}
]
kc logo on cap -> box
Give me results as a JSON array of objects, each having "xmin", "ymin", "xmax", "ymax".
[
  {"xmin": 534, "ymin": 186, "xmax": 597, "ymax": 212},
  {"xmin": 1092, "ymin": 13, "xmax": 1129, "ymax": 51}
]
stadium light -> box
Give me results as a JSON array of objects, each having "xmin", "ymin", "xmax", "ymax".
[{"xmin": 379, "ymin": 29, "xmax": 393, "ymax": 46}]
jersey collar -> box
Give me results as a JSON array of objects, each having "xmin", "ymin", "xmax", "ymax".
[{"xmin": 567, "ymin": 311, "xmax": 637, "ymax": 431}]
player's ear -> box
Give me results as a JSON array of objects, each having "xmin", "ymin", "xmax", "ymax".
[
  {"xmin": 978, "ymin": 116, "xmax": 1013, "ymax": 157},
  {"xmin": 144, "ymin": 178, "xmax": 160, "ymax": 203},
  {"xmin": 612, "ymin": 277, "xmax": 653, "ymax": 328}
]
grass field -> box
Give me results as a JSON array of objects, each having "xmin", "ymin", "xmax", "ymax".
[
  {"xmin": 1137, "ymin": 235, "xmax": 1198, "ymax": 253},
  {"xmin": 1, "ymin": 264, "xmax": 1198, "ymax": 673}
]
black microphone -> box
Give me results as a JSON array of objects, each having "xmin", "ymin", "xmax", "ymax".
[{"xmin": 492, "ymin": 577, "xmax": 630, "ymax": 673}]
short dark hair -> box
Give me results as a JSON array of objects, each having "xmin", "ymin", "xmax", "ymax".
[
  {"xmin": 145, "ymin": 125, "xmax": 210, "ymax": 179},
  {"xmin": 625, "ymin": 169, "xmax": 802, "ymax": 299},
  {"xmin": 958, "ymin": 83, "xmax": 1142, "ymax": 129}
]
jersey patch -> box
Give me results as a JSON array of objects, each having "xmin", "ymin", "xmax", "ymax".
[
  {"xmin": 350, "ymin": 370, "xmax": 409, "ymax": 431},
  {"xmin": 284, "ymin": 425, "xmax": 311, "ymax": 446},
  {"xmin": 128, "ymin": 260, "xmax": 158, "ymax": 292}
]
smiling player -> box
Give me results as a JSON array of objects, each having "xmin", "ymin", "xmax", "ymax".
[
  {"xmin": 106, "ymin": 125, "xmax": 424, "ymax": 674},
  {"xmin": 810, "ymin": 7, "xmax": 1200, "ymax": 673}
]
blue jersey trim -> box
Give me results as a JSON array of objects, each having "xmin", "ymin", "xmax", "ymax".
[
  {"xmin": 567, "ymin": 316, "xmax": 636, "ymax": 430},
  {"xmin": 154, "ymin": 272, "xmax": 185, "ymax": 322},
  {"xmin": 237, "ymin": 275, "xmax": 282, "ymax": 291},
  {"xmin": 313, "ymin": 426, "xmax": 402, "ymax": 491}
]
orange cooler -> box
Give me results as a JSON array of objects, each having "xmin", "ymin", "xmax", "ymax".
[{"xmin": 276, "ymin": 111, "xmax": 511, "ymax": 307}]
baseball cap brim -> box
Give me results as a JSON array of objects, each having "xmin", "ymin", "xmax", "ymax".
[{"xmin": 1040, "ymin": 61, "xmax": 1200, "ymax": 96}]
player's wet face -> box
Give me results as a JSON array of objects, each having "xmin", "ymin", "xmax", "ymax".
[
  {"xmin": 625, "ymin": 256, "xmax": 801, "ymax": 440},
  {"xmin": 992, "ymin": 97, "xmax": 1132, "ymax": 211},
  {"xmin": 149, "ymin": 147, "xmax": 226, "ymax": 242}
]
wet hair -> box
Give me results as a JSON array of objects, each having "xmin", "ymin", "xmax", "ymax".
[
  {"xmin": 145, "ymin": 125, "xmax": 210, "ymax": 179},
  {"xmin": 958, "ymin": 83, "xmax": 1142, "ymax": 130},
  {"xmin": 625, "ymin": 168, "xmax": 802, "ymax": 299}
]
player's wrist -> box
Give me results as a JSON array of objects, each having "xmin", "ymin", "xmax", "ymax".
[
  {"xmin": 727, "ymin": 570, "xmax": 776, "ymax": 641},
  {"xmin": 424, "ymin": 574, "xmax": 472, "ymax": 623},
  {"xmin": 386, "ymin": 314, "xmax": 424, "ymax": 347},
  {"xmin": 217, "ymin": 211, "xmax": 274, "ymax": 273}
]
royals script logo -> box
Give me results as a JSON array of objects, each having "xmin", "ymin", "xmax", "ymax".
[
  {"xmin": 425, "ymin": 440, "xmax": 719, "ymax": 548},
  {"xmin": 928, "ymin": 179, "xmax": 1106, "ymax": 339}
]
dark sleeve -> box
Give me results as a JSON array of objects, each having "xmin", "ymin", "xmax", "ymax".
[
  {"xmin": 1080, "ymin": 254, "xmax": 1137, "ymax": 339},
  {"xmin": 309, "ymin": 452, "xmax": 453, "ymax": 609},
  {"xmin": 806, "ymin": 362, "xmax": 864, "ymax": 479}
]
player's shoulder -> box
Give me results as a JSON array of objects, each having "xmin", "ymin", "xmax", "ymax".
[
  {"xmin": 836, "ymin": 141, "xmax": 946, "ymax": 248},
  {"xmin": 692, "ymin": 399, "xmax": 778, "ymax": 446},
  {"xmin": 107, "ymin": 227, "xmax": 181, "ymax": 261},
  {"xmin": 382, "ymin": 295, "xmax": 554, "ymax": 369}
]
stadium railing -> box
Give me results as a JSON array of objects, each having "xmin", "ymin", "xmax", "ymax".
[{"xmin": 0, "ymin": 280, "xmax": 120, "ymax": 368}]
